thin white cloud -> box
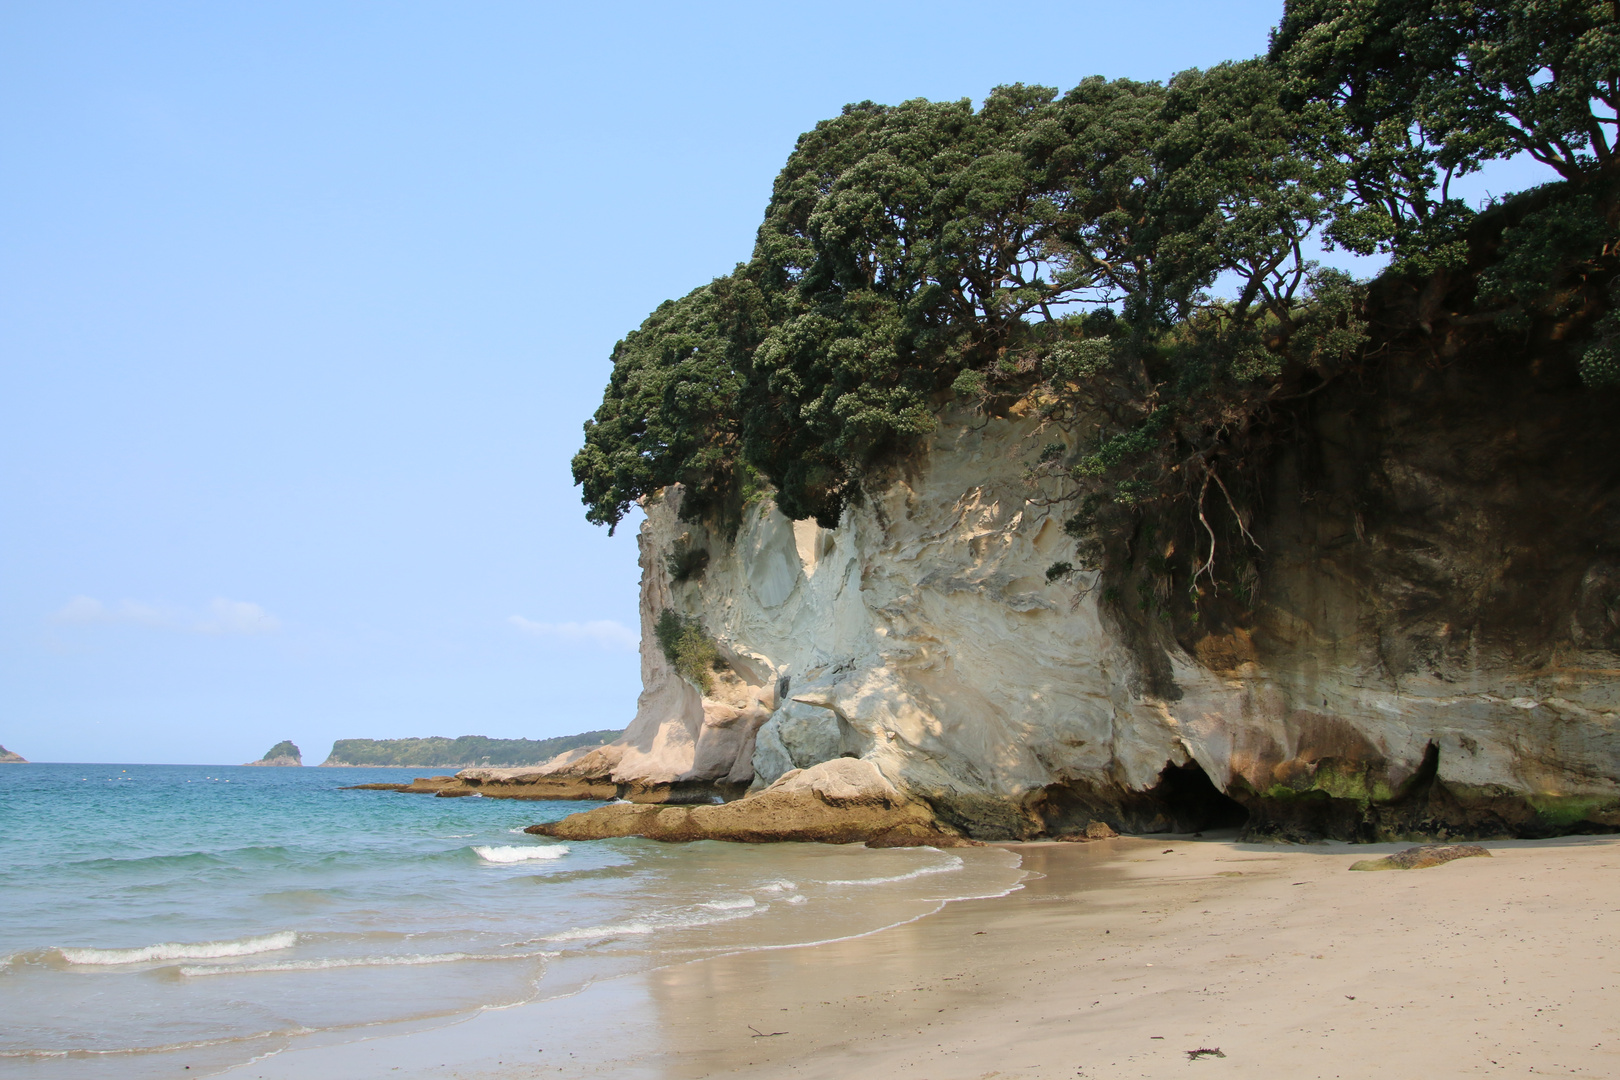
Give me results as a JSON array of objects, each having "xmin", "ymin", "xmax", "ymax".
[
  {"xmin": 508, "ymin": 615, "xmax": 638, "ymax": 651},
  {"xmin": 196, "ymin": 598, "xmax": 281, "ymax": 636},
  {"xmin": 53, "ymin": 596, "xmax": 114, "ymax": 624},
  {"xmin": 50, "ymin": 596, "xmax": 281, "ymax": 636},
  {"xmin": 52, "ymin": 596, "xmax": 173, "ymax": 628}
]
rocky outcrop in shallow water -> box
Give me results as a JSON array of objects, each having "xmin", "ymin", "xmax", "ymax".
[
  {"xmin": 525, "ymin": 759, "xmax": 974, "ymax": 847},
  {"xmin": 342, "ymin": 767, "xmax": 684, "ymax": 802}
]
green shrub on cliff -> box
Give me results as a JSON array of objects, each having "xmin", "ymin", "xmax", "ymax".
[
  {"xmin": 665, "ymin": 539, "xmax": 710, "ymax": 583},
  {"xmin": 653, "ymin": 609, "xmax": 722, "ymax": 694}
]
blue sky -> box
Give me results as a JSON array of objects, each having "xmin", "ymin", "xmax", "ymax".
[{"xmin": 0, "ymin": 2, "xmax": 1555, "ymax": 764}]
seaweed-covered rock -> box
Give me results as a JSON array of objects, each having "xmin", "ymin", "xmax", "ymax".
[{"xmin": 1349, "ymin": 844, "xmax": 1492, "ymax": 871}]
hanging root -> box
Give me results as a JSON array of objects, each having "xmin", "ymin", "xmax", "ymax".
[
  {"xmin": 1192, "ymin": 463, "xmax": 1263, "ymax": 596},
  {"xmin": 1194, "ymin": 469, "xmax": 1219, "ymax": 593},
  {"xmin": 1209, "ymin": 469, "xmax": 1261, "ymax": 552}
]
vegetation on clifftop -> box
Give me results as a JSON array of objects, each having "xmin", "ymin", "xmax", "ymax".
[
  {"xmin": 323, "ymin": 732, "xmax": 620, "ymax": 768},
  {"xmin": 574, "ymin": 0, "xmax": 1618, "ymax": 600},
  {"xmin": 259, "ymin": 740, "xmax": 301, "ymax": 761}
]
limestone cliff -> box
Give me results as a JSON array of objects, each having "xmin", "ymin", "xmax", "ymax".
[
  {"xmin": 533, "ymin": 334, "xmax": 1620, "ymax": 843},
  {"xmin": 591, "ymin": 423, "xmax": 1239, "ymax": 840},
  {"xmin": 401, "ymin": 316, "xmax": 1620, "ymax": 843}
]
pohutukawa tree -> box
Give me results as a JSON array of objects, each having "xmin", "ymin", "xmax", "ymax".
[{"xmin": 573, "ymin": 0, "xmax": 1618, "ymax": 594}]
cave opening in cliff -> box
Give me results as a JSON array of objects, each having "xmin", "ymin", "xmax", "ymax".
[
  {"xmin": 1035, "ymin": 758, "xmax": 1248, "ymax": 837},
  {"xmin": 1145, "ymin": 760, "xmax": 1250, "ymax": 833}
]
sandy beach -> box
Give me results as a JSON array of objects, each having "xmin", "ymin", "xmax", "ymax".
[{"xmin": 221, "ymin": 833, "xmax": 1620, "ymax": 1080}]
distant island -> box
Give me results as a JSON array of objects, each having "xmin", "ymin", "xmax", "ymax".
[
  {"xmin": 0, "ymin": 744, "xmax": 26, "ymax": 764},
  {"xmin": 321, "ymin": 731, "xmax": 620, "ymax": 768},
  {"xmin": 243, "ymin": 740, "xmax": 302, "ymax": 767}
]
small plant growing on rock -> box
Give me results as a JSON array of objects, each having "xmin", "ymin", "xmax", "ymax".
[
  {"xmin": 666, "ymin": 541, "xmax": 710, "ymax": 583},
  {"xmin": 653, "ymin": 609, "xmax": 723, "ymax": 694}
]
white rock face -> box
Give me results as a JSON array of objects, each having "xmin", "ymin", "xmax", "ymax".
[
  {"xmin": 760, "ymin": 758, "xmax": 906, "ymax": 808},
  {"xmin": 570, "ymin": 404, "xmax": 1620, "ymax": 837}
]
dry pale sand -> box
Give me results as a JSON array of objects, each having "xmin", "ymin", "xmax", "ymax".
[{"xmin": 223, "ymin": 834, "xmax": 1620, "ymax": 1080}]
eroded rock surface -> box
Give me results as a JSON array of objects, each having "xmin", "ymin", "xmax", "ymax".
[{"xmin": 525, "ymin": 759, "xmax": 972, "ymax": 846}]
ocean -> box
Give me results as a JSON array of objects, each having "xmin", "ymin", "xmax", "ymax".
[{"xmin": 0, "ymin": 763, "xmax": 1023, "ymax": 1078}]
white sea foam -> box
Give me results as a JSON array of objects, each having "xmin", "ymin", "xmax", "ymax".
[
  {"xmin": 544, "ymin": 921, "xmax": 656, "ymax": 943},
  {"xmin": 784, "ymin": 895, "xmax": 808, "ymax": 905},
  {"xmin": 756, "ymin": 879, "xmax": 797, "ymax": 893},
  {"xmin": 546, "ymin": 902, "xmax": 766, "ymax": 944},
  {"xmin": 0, "ymin": 1026, "xmax": 319, "ymax": 1059},
  {"xmin": 823, "ymin": 854, "xmax": 964, "ymax": 886},
  {"xmin": 700, "ymin": 896, "xmax": 757, "ymax": 911},
  {"xmin": 472, "ymin": 844, "xmax": 569, "ymax": 863},
  {"xmin": 178, "ymin": 948, "xmax": 554, "ymax": 977},
  {"xmin": 58, "ymin": 931, "xmax": 298, "ymax": 966}
]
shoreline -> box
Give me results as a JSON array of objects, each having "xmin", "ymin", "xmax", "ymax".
[{"xmin": 215, "ymin": 832, "xmax": 1620, "ymax": 1079}]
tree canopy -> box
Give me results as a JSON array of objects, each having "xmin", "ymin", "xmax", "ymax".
[
  {"xmin": 572, "ymin": 275, "xmax": 762, "ymax": 532},
  {"xmin": 573, "ymin": 1, "xmax": 1618, "ymax": 535},
  {"xmin": 1271, "ymin": 0, "xmax": 1619, "ymax": 268}
]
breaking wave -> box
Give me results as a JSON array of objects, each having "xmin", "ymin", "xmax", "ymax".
[
  {"xmin": 178, "ymin": 949, "xmax": 554, "ymax": 977},
  {"xmin": 472, "ymin": 844, "xmax": 570, "ymax": 863},
  {"xmin": 823, "ymin": 854, "xmax": 964, "ymax": 886},
  {"xmin": 700, "ymin": 896, "xmax": 756, "ymax": 911},
  {"xmin": 544, "ymin": 901, "xmax": 765, "ymax": 944},
  {"xmin": 544, "ymin": 921, "xmax": 655, "ymax": 943},
  {"xmin": 57, "ymin": 931, "xmax": 298, "ymax": 966}
]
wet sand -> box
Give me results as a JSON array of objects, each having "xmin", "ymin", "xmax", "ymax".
[{"xmin": 221, "ymin": 834, "xmax": 1620, "ymax": 1079}]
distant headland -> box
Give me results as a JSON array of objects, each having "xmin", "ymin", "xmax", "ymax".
[
  {"xmin": 322, "ymin": 731, "xmax": 619, "ymax": 768},
  {"xmin": 0, "ymin": 744, "xmax": 27, "ymax": 763},
  {"xmin": 243, "ymin": 740, "xmax": 302, "ymax": 767}
]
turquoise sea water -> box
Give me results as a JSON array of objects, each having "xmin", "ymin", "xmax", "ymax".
[{"xmin": 0, "ymin": 763, "xmax": 1022, "ymax": 1078}]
